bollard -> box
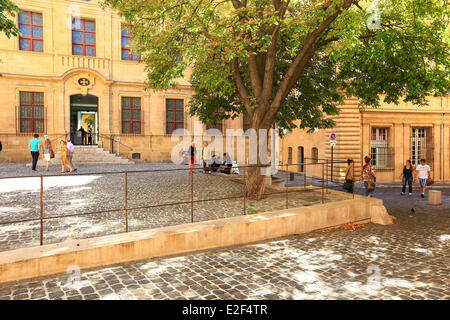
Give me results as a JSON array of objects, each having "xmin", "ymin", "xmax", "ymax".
[{"xmin": 428, "ymin": 190, "xmax": 442, "ymax": 205}]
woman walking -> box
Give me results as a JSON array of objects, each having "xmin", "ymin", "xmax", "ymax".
[
  {"xmin": 343, "ymin": 159, "xmax": 355, "ymax": 193},
  {"xmin": 188, "ymin": 142, "xmax": 196, "ymax": 173},
  {"xmin": 361, "ymin": 156, "xmax": 376, "ymax": 197},
  {"xmin": 59, "ymin": 140, "xmax": 74, "ymax": 173},
  {"xmin": 399, "ymin": 160, "xmax": 414, "ymax": 196},
  {"xmin": 41, "ymin": 137, "xmax": 53, "ymax": 172}
]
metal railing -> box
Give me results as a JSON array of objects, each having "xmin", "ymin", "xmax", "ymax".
[{"xmin": 0, "ymin": 160, "xmax": 353, "ymax": 247}]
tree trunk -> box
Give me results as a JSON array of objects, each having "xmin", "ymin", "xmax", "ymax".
[
  {"xmin": 245, "ymin": 164, "xmax": 266, "ymax": 199},
  {"xmin": 244, "ymin": 117, "xmax": 271, "ymax": 199}
]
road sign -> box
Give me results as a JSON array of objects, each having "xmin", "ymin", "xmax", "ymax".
[
  {"xmin": 330, "ymin": 132, "xmax": 336, "ymax": 140},
  {"xmin": 330, "ymin": 140, "xmax": 337, "ymax": 147},
  {"xmin": 115, "ymin": 136, "xmax": 121, "ymax": 142}
]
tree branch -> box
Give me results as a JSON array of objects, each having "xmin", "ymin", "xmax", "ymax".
[
  {"xmin": 231, "ymin": 58, "xmax": 253, "ymax": 116},
  {"xmin": 263, "ymin": 0, "xmax": 355, "ymax": 127},
  {"xmin": 260, "ymin": 1, "xmax": 290, "ymax": 103}
]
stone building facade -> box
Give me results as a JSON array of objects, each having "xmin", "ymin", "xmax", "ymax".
[
  {"xmin": 281, "ymin": 96, "xmax": 450, "ymax": 183},
  {"xmin": 0, "ymin": 0, "xmax": 248, "ymax": 163}
]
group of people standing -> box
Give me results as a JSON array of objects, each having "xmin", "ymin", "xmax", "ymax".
[
  {"xmin": 28, "ymin": 134, "xmax": 77, "ymax": 173},
  {"xmin": 78, "ymin": 124, "xmax": 94, "ymax": 145},
  {"xmin": 345, "ymin": 156, "xmax": 432, "ymax": 198}
]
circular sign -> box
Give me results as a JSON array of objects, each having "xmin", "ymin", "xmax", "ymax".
[
  {"xmin": 78, "ymin": 78, "xmax": 91, "ymax": 86},
  {"xmin": 330, "ymin": 133, "xmax": 336, "ymax": 140}
]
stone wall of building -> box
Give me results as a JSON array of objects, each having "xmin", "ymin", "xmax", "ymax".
[
  {"xmin": 280, "ymin": 96, "xmax": 450, "ymax": 183},
  {"xmin": 0, "ymin": 0, "xmax": 249, "ymax": 164}
]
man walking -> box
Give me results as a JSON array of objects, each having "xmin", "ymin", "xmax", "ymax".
[
  {"xmin": 29, "ymin": 134, "xmax": 41, "ymax": 171},
  {"xmin": 67, "ymin": 139, "xmax": 77, "ymax": 171},
  {"xmin": 415, "ymin": 159, "xmax": 431, "ymax": 198}
]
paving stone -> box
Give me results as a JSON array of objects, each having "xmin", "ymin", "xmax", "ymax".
[
  {"xmin": 0, "ymin": 163, "xmax": 346, "ymax": 252},
  {"xmin": 0, "ymin": 166, "xmax": 448, "ymax": 300}
]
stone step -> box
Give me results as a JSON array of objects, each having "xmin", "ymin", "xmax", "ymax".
[{"xmin": 26, "ymin": 145, "xmax": 134, "ymax": 167}]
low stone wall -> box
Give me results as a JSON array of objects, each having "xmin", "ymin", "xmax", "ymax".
[{"xmin": 0, "ymin": 195, "xmax": 387, "ymax": 284}]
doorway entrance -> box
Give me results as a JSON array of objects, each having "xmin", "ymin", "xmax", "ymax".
[{"xmin": 70, "ymin": 94, "xmax": 98, "ymax": 145}]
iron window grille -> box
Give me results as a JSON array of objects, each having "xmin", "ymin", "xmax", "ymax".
[
  {"xmin": 370, "ymin": 127, "xmax": 395, "ymax": 169},
  {"xmin": 19, "ymin": 92, "xmax": 45, "ymax": 133},
  {"xmin": 411, "ymin": 127, "xmax": 434, "ymax": 168}
]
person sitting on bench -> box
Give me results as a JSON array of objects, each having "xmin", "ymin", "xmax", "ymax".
[
  {"xmin": 210, "ymin": 154, "xmax": 221, "ymax": 172},
  {"xmin": 222, "ymin": 153, "xmax": 233, "ymax": 174}
]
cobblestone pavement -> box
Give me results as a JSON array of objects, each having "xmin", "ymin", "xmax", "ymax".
[
  {"xmin": 0, "ymin": 186, "xmax": 448, "ymax": 300},
  {"xmin": 0, "ymin": 163, "xmax": 347, "ymax": 251}
]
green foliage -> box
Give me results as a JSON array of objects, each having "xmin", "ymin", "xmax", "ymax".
[
  {"xmin": 104, "ymin": 0, "xmax": 449, "ymax": 132},
  {"xmin": 0, "ymin": 0, "xmax": 20, "ymax": 38}
]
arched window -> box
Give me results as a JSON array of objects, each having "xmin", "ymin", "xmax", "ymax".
[
  {"xmin": 312, "ymin": 147, "xmax": 319, "ymax": 163},
  {"xmin": 297, "ymin": 146, "xmax": 304, "ymax": 172},
  {"xmin": 243, "ymin": 113, "xmax": 251, "ymax": 132},
  {"xmin": 287, "ymin": 147, "xmax": 293, "ymax": 165}
]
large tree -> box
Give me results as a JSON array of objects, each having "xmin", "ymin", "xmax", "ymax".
[
  {"xmin": 104, "ymin": 0, "xmax": 449, "ymax": 196},
  {"xmin": 0, "ymin": 0, "xmax": 19, "ymax": 38}
]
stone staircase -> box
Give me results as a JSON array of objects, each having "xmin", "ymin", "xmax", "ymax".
[{"xmin": 28, "ymin": 145, "xmax": 134, "ymax": 167}]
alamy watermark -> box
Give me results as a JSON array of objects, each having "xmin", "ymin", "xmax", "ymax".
[{"xmin": 170, "ymin": 121, "xmax": 280, "ymax": 175}]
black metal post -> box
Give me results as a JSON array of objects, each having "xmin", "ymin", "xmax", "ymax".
[
  {"xmin": 331, "ymin": 145, "xmax": 334, "ymax": 182},
  {"xmin": 125, "ymin": 171, "xmax": 128, "ymax": 232},
  {"xmin": 40, "ymin": 175, "xmax": 43, "ymax": 246}
]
